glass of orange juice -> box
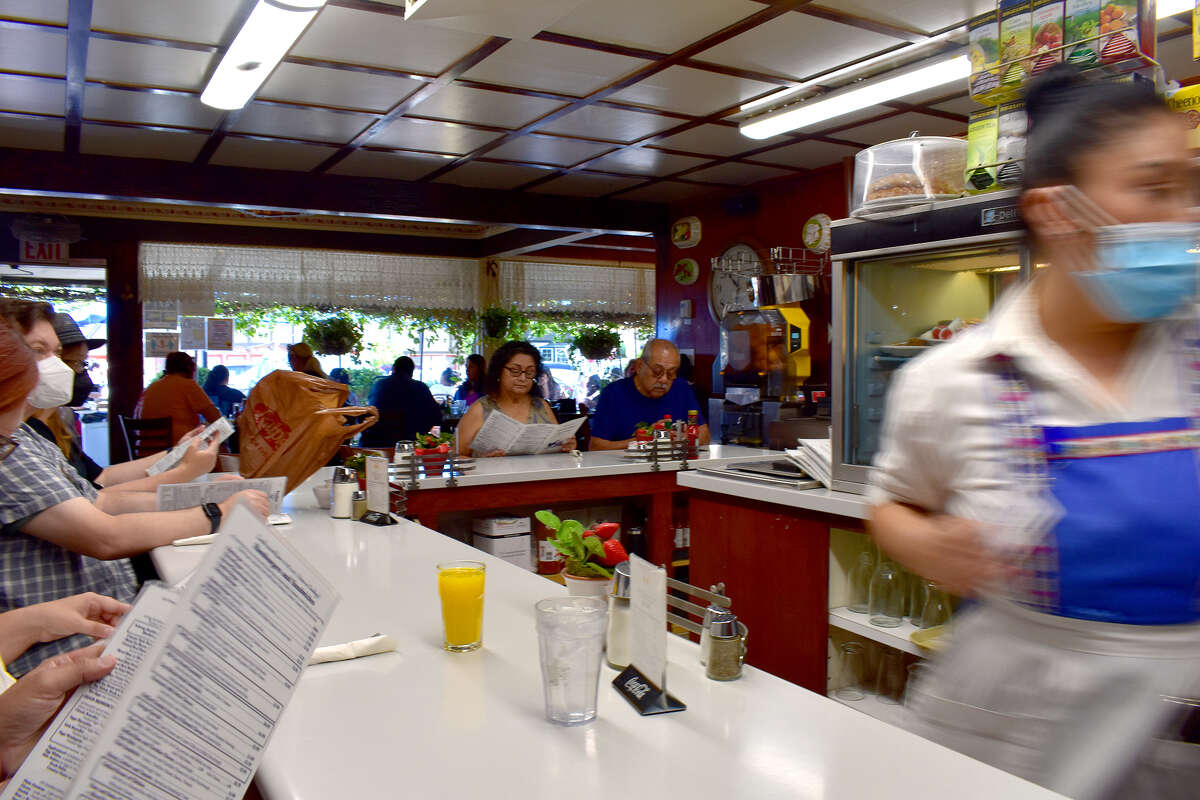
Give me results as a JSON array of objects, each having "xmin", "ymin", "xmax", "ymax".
[{"xmin": 437, "ymin": 560, "xmax": 485, "ymax": 652}]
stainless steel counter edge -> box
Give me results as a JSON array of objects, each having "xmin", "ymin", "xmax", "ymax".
[{"xmin": 676, "ymin": 471, "xmax": 871, "ymax": 520}]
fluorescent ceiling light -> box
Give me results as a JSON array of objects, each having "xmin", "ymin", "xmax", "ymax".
[
  {"xmin": 1158, "ymin": 0, "xmax": 1194, "ymax": 18},
  {"xmin": 201, "ymin": 0, "xmax": 326, "ymax": 110},
  {"xmin": 740, "ymin": 53, "xmax": 970, "ymax": 140}
]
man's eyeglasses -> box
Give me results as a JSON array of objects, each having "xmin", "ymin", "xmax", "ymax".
[
  {"xmin": 504, "ymin": 365, "xmax": 538, "ymax": 380},
  {"xmin": 0, "ymin": 434, "xmax": 17, "ymax": 464},
  {"xmin": 646, "ymin": 364, "xmax": 678, "ymax": 381}
]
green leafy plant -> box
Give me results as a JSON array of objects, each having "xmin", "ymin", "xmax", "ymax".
[
  {"xmin": 572, "ymin": 326, "xmax": 622, "ymax": 361},
  {"xmin": 480, "ymin": 306, "xmax": 512, "ymax": 339},
  {"xmin": 415, "ymin": 430, "xmax": 453, "ymax": 450},
  {"xmin": 344, "ymin": 450, "xmax": 384, "ymax": 475},
  {"xmin": 534, "ymin": 510, "xmax": 627, "ymax": 579},
  {"xmin": 303, "ymin": 315, "xmax": 363, "ymax": 357}
]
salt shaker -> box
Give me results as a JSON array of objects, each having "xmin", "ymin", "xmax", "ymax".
[
  {"xmin": 698, "ymin": 603, "xmax": 726, "ymax": 666},
  {"xmin": 606, "ymin": 561, "xmax": 632, "ymax": 670},
  {"xmin": 705, "ymin": 611, "xmax": 746, "ymax": 681},
  {"xmin": 330, "ymin": 466, "xmax": 356, "ymax": 519}
]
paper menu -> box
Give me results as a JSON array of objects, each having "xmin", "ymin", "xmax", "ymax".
[
  {"xmin": 0, "ymin": 505, "xmax": 339, "ymax": 800},
  {"xmin": 469, "ymin": 413, "xmax": 584, "ymax": 456},
  {"xmin": 157, "ymin": 476, "xmax": 287, "ymax": 515},
  {"xmin": 147, "ymin": 416, "xmax": 235, "ymax": 476},
  {"xmin": 629, "ymin": 555, "xmax": 668, "ymax": 692}
]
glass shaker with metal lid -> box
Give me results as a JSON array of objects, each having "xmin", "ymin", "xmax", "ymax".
[{"xmin": 606, "ymin": 560, "xmax": 632, "ymax": 670}]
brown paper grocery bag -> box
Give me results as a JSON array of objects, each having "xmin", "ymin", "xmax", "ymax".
[{"xmin": 238, "ymin": 370, "xmax": 378, "ymax": 493}]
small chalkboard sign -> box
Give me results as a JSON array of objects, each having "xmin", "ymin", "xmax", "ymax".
[{"xmin": 612, "ymin": 665, "xmax": 686, "ymax": 716}]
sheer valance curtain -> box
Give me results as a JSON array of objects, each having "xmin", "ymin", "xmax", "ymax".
[
  {"xmin": 139, "ymin": 243, "xmax": 479, "ymax": 314},
  {"xmin": 498, "ymin": 260, "xmax": 654, "ymax": 324}
]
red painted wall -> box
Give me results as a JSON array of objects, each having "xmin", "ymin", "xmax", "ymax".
[{"xmin": 655, "ymin": 162, "xmax": 850, "ymax": 397}]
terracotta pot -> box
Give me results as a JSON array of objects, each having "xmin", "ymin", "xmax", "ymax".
[{"xmin": 562, "ymin": 572, "xmax": 613, "ymax": 598}]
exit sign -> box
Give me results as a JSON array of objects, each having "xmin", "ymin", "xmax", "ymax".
[{"xmin": 19, "ymin": 240, "xmax": 69, "ymax": 264}]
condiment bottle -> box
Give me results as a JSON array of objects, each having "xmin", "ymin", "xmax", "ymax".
[
  {"xmin": 606, "ymin": 561, "xmax": 633, "ymax": 670},
  {"xmin": 686, "ymin": 409, "xmax": 700, "ymax": 458},
  {"xmin": 331, "ymin": 466, "xmax": 356, "ymax": 519},
  {"xmin": 705, "ymin": 611, "xmax": 746, "ymax": 681},
  {"xmin": 698, "ymin": 603, "xmax": 726, "ymax": 666},
  {"xmin": 351, "ymin": 490, "xmax": 367, "ymax": 520}
]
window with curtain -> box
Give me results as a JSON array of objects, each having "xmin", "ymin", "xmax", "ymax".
[
  {"xmin": 139, "ymin": 243, "xmax": 479, "ymax": 314},
  {"xmin": 498, "ymin": 260, "xmax": 654, "ymax": 324}
]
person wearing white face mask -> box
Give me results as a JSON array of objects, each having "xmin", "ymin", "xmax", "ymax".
[
  {"xmin": 0, "ymin": 299, "xmax": 271, "ymax": 676},
  {"xmin": 868, "ymin": 67, "xmax": 1200, "ymax": 798}
]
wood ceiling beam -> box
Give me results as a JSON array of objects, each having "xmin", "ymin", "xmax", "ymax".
[
  {"xmin": 745, "ymin": 0, "xmax": 930, "ymax": 41},
  {"xmin": 63, "ymin": 0, "xmax": 93, "ymax": 155}
]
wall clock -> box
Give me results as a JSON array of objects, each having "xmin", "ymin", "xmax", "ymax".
[{"xmin": 708, "ymin": 243, "xmax": 759, "ymax": 322}]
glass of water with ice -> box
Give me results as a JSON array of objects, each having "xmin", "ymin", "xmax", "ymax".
[{"xmin": 535, "ymin": 596, "xmax": 608, "ymax": 726}]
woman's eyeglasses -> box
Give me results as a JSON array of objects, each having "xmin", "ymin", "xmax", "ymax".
[
  {"xmin": 0, "ymin": 434, "xmax": 17, "ymax": 463},
  {"xmin": 503, "ymin": 366, "xmax": 538, "ymax": 380}
]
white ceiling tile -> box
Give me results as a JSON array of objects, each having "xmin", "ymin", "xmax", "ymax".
[
  {"xmin": 232, "ymin": 103, "xmax": 376, "ymax": 144},
  {"xmin": 0, "ymin": 74, "xmax": 64, "ymax": 116},
  {"xmin": 685, "ymin": 161, "xmax": 796, "ymax": 186},
  {"xmin": 327, "ymin": 149, "xmax": 452, "ymax": 181},
  {"xmin": 433, "ymin": 160, "xmax": 551, "ymax": 190},
  {"xmin": 86, "ymin": 39, "xmax": 214, "ymax": 90},
  {"xmin": 80, "ymin": 123, "xmax": 207, "ymax": 162},
  {"xmin": 930, "ymin": 95, "xmax": 978, "ymax": 118},
  {"xmin": 409, "ymin": 84, "xmax": 564, "ymax": 128},
  {"xmin": 815, "ymin": 1, "xmax": 995, "ymax": 37},
  {"xmin": 528, "ymin": 172, "xmax": 645, "ymax": 196},
  {"xmin": 535, "ymin": 105, "xmax": 678, "ymax": 143},
  {"xmin": 294, "ymin": 6, "xmax": 490, "ymax": 76},
  {"xmin": 617, "ymin": 181, "xmax": 714, "ymax": 203},
  {"xmin": 585, "ymin": 148, "xmax": 710, "ymax": 177},
  {"xmin": 84, "ymin": 84, "xmax": 220, "ymax": 130},
  {"xmin": 903, "ymin": 85, "xmax": 970, "ymax": 107},
  {"xmin": 488, "ymin": 135, "xmax": 614, "ymax": 167},
  {"xmin": 90, "ymin": 0, "xmax": 243, "ymax": 46},
  {"xmin": 0, "ymin": 113, "xmax": 63, "ymax": 151},
  {"xmin": 751, "ymin": 139, "xmax": 861, "ymax": 169},
  {"xmin": 209, "ymin": 137, "xmax": 336, "ymax": 171},
  {"xmin": 836, "ymin": 111, "xmax": 966, "ymax": 147},
  {"xmin": 609, "ymin": 65, "xmax": 780, "ymax": 116},
  {"xmin": 0, "ymin": 24, "xmax": 66, "ymax": 76},
  {"xmin": 0, "ymin": 0, "xmax": 66, "ymax": 24},
  {"xmin": 549, "ymin": 0, "xmax": 760, "ymax": 54},
  {"xmin": 461, "ymin": 39, "xmax": 646, "ymax": 97},
  {"xmin": 261, "ymin": 62, "xmax": 422, "ymax": 113},
  {"xmin": 652, "ymin": 124, "xmax": 761, "ymax": 157},
  {"xmin": 369, "ymin": 117, "xmax": 502, "ymax": 154},
  {"xmin": 698, "ymin": 12, "xmax": 904, "ymax": 82}
]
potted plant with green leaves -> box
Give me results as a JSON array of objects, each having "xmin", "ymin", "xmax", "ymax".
[
  {"xmin": 480, "ymin": 306, "xmax": 512, "ymax": 339},
  {"xmin": 572, "ymin": 326, "xmax": 621, "ymax": 361},
  {"xmin": 343, "ymin": 449, "xmax": 384, "ymax": 489},
  {"xmin": 535, "ymin": 510, "xmax": 627, "ymax": 597},
  {"xmin": 302, "ymin": 315, "xmax": 363, "ymax": 358},
  {"xmin": 415, "ymin": 429, "xmax": 454, "ymax": 476}
]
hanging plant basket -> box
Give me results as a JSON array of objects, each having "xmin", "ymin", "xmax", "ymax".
[
  {"xmin": 572, "ymin": 326, "xmax": 621, "ymax": 361},
  {"xmin": 480, "ymin": 307, "xmax": 512, "ymax": 339},
  {"xmin": 302, "ymin": 315, "xmax": 363, "ymax": 357}
]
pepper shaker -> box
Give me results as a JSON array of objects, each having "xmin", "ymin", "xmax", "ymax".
[
  {"xmin": 705, "ymin": 611, "xmax": 747, "ymax": 681},
  {"xmin": 698, "ymin": 603, "xmax": 726, "ymax": 666}
]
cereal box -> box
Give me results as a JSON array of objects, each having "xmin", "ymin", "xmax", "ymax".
[
  {"xmin": 1064, "ymin": 0, "xmax": 1101, "ymax": 68},
  {"xmin": 1166, "ymin": 84, "xmax": 1200, "ymax": 150},
  {"xmin": 969, "ymin": 10, "xmax": 1001, "ymax": 98},
  {"xmin": 996, "ymin": 101, "xmax": 1028, "ymax": 188},
  {"xmin": 999, "ymin": 0, "xmax": 1033, "ymax": 86},
  {"xmin": 1098, "ymin": 1, "xmax": 1138, "ymax": 63},
  {"xmin": 1031, "ymin": 0, "xmax": 1064, "ymax": 74},
  {"xmin": 966, "ymin": 108, "xmax": 999, "ymax": 193}
]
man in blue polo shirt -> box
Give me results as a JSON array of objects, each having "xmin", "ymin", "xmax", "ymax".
[{"xmin": 589, "ymin": 339, "xmax": 710, "ymax": 450}]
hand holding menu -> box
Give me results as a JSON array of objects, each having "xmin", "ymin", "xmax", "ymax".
[
  {"xmin": 469, "ymin": 413, "xmax": 584, "ymax": 456},
  {"xmin": 0, "ymin": 503, "xmax": 338, "ymax": 800},
  {"xmin": 147, "ymin": 416, "xmax": 235, "ymax": 476},
  {"xmin": 157, "ymin": 475, "xmax": 288, "ymax": 515}
]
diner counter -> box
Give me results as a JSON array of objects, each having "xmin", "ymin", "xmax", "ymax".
[
  {"xmin": 152, "ymin": 477, "xmax": 1064, "ymax": 800},
  {"xmin": 676, "ymin": 470, "xmax": 871, "ymax": 520}
]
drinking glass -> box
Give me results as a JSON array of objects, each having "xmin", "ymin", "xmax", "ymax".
[
  {"xmin": 437, "ymin": 560, "xmax": 485, "ymax": 652},
  {"xmin": 907, "ymin": 574, "xmax": 928, "ymax": 626},
  {"xmin": 834, "ymin": 641, "xmax": 866, "ymax": 701},
  {"xmin": 876, "ymin": 648, "xmax": 906, "ymax": 705},
  {"xmin": 846, "ymin": 551, "xmax": 873, "ymax": 614},
  {"xmin": 905, "ymin": 662, "xmax": 932, "ymax": 706},
  {"xmin": 868, "ymin": 560, "xmax": 905, "ymax": 628},
  {"xmin": 919, "ymin": 582, "xmax": 952, "ymax": 629},
  {"xmin": 535, "ymin": 597, "xmax": 608, "ymax": 726}
]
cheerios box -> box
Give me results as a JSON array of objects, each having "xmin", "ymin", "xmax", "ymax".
[{"xmin": 1167, "ymin": 84, "xmax": 1200, "ymax": 150}]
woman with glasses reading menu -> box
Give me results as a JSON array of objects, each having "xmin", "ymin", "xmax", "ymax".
[{"xmin": 456, "ymin": 341, "xmax": 570, "ymax": 457}]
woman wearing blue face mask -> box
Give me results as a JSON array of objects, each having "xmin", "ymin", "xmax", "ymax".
[{"xmin": 869, "ymin": 66, "xmax": 1200, "ymax": 799}]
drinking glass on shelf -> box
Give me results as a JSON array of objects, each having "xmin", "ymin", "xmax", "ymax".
[
  {"xmin": 876, "ymin": 648, "xmax": 907, "ymax": 705},
  {"xmin": 919, "ymin": 582, "xmax": 952, "ymax": 629},
  {"xmin": 905, "ymin": 661, "xmax": 932, "ymax": 706},
  {"xmin": 907, "ymin": 574, "xmax": 928, "ymax": 626},
  {"xmin": 835, "ymin": 642, "xmax": 866, "ymax": 701},
  {"xmin": 868, "ymin": 559, "xmax": 905, "ymax": 628},
  {"xmin": 846, "ymin": 551, "xmax": 873, "ymax": 614}
]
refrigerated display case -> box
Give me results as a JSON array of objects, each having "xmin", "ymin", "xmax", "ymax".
[{"xmin": 830, "ymin": 190, "xmax": 1030, "ymax": 494}]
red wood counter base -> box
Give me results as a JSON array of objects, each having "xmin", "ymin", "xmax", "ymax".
[
  {"xmin": 401, "ymin": 473, "xmax": 688, "ymax": 572},
  {"xmin": 688, "ymin": 491, "xmax": 854, "ymax": 693}
]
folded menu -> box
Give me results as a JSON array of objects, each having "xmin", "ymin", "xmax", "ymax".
[
  {"xmin": 146, "ymin": 416, "xmax": 236, "ymax": 476},
  {"xmin": 786, "ymin": 438, "xmax": 832, "ymax": 489},
  {"xmin": 0, "ymin": 504, "xmax": 338, "ymax": 800},
  {"xmin": 469, "ymin": 412, "xmax": 585, "ymax": 456},
  {"xmin": 157, "ymin": 475, "xmax": 287, "ymax": 515}
]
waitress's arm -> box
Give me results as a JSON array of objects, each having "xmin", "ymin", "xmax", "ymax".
[{"xmin": 869, "ymin": 502, "xmax": 1002, "ymax": 597}]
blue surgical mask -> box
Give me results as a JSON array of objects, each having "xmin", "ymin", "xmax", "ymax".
[{"xmin": 1060, "ymin": 187, "xmax": 1200, "ymax": 323}]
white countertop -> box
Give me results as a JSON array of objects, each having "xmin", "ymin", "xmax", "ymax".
[
  {"xmin": 151, "ymin": 479, "xmax": 1061, "ymax": 800},
  {"xmin": 400, "ymin": 444, "xmax": 777, "ymax": 489},
  {"xmin": 677, "ymin": 470, "xmax": 872, "ymax": 520}
]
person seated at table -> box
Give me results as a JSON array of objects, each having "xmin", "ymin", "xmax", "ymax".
[
  {"xmin": 0, "ymin": 318, "xmax": 269, "ymax": 675},
  {"xmin": 202, "ymin": 365, "xmax": 246, "ymax": 418},
  {"xmin": 456, "ymin": 341, "xmax": 574, "ymax": 457},
  {"xmin": 361, "ymin": 356, "xmax": 441, "ymax": 447},
  {"xmin": 287, "ymin": 342, "xmax": 328, "ymax": 379},
  {"xmin": 453, "ymin": 354, "xmax": 486, "ymax": 408},
  {"xmin": 137, "ymin": 352, "xmax": 220, "ymax": 445},
  {"xmin": 328, "ymin": 367, "xmax": 359, "ymax": 406},
  {"xmin": 588, "ymin": 339, "xmax": 711, "ymax": 451}
]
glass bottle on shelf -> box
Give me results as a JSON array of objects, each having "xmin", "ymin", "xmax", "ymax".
[
  {"xmin": 868, "ymin": 559, "xmax": 905, "ymax": 628},
  {"xmin": 919, "ymin": 582, "xmax": 952, "ymax": 629},
  {"xmin": 907, "ymin": 573, "xmax": 928, "ymax": 626},
  {"xmin": 846, "ymin": 551, "xmax": 873, "ymax": 614},
  {"xmin": 686, "ymin": 409, "xmax": 700, "ymax": 459}
]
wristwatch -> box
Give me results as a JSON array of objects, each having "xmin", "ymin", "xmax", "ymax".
[{"xmin": 202, "ymin": 502, "xmax": 222, "ymax": 534}]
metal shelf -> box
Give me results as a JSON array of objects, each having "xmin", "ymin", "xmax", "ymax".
[
  {"xmin": 711, "ymin": 245, "xmax": 830, "ymax": 277},
  {"xmin": 828, "ymin": 606, "xmax": 925, "ymax": 658}
]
